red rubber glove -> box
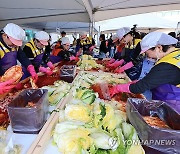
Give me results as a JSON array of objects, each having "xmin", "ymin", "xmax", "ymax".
[
  {"xmin": 115, "ymin": 62, "xmax": 134, "ymax": 73},
  {"xmin": 0, "ymin": 80, "xmax": 16, "ymax": 94},
  {"xmin": 70, "ymin": 56, "xmax": 79, "ymax": 61},
  {"xmin": 108, "ymin": 59, "xmax": 124, "ymax": 69},
  {"xmin": 39, "ymin": 66, "xmax": 53, "ymax": 76},
  {"xmin": 27, "ymin": 65, "xmax": 38, "ymax": 82},
  {"xmin": 109, "ymin": 83, "xmax": 131, "ymax": 97},
  {"xmin": 47, "ymin": 62, "xmax": 55, "ymax": 71}
]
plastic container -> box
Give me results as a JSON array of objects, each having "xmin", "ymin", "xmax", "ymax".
[
  {"xmin": 60, "ymin": 65, "xmax": 76, "ymax": 83},
  {"xmin": 7, "ymin": 89, "xmax": 49, "ymax": 134},
  {"xmin": 126, "ymin": 98, "xmax": 180, "ymax": 154}
]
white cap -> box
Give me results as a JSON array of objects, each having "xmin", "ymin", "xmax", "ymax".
[
  {"xmin": 35, "ymin": 31, "xmax": 49, "ymax": 46},
  {"xmin": 116, "ymin": 27, "xmax": 131, "ymax": 40},
  {"xmin": 80, "ymin": 31, "xmax": 87, "ymax": 36},
  {"xmin": 3, "ymin": 23, "xmax": 25, "ymax": 46},
  {"xmin": 112, "ymin": 34, "xmax": 119, "ymax": 43},
  {"xmin": 140, "ymin": 32, "xmax": 178, "ymax": 53},
  {"xmin": 61, "ymin": 37, "xmax": 70, "ymax": 45}
]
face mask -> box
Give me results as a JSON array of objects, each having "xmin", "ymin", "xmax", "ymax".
[
  {"xmin": 146, "ymin": 56, "xmax": 156, "ymax": 62},
  {"xmin": 155, "ymin": 51, "xmax": 161, "ymax": 62}
]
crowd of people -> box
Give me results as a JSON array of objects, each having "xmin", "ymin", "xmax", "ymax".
[{"xmin": 0, "ymin": 22, "xmax": 179, "ymax": 113}]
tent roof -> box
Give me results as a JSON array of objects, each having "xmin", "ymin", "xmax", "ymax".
[
  {"xmin": 91, "ymin": 0, "xmax": 180, "ymax": 21},
  {"xmin": 0, "ymin": 0, "xmax": 180, "ymax": 29},
  {"xmin": 22, "ymin": 21, "xmax": 98, "ymax": 33},
  {"xmin": 0, "ymin": 0, "xmax": 89, "ymax": 28}
]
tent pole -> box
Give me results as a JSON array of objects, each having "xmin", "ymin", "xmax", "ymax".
[
  {"xmin": 89, "ymin": 22, "xmax": 91, "ymax": 36},
  {"xmin": 97, "ymin": 26, "xmax": 101, "ymax": 46},
  {"xmin": 81, "ymin": 0, "xmax": 93, "ymax": 36},
  {"xmin": 90, "ymin": 13, "xmax": 95, "ymax": 37}
]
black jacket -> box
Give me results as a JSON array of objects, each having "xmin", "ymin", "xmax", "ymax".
[
  {"xmin": 57, "ymin": 47, "xmax": 71, "ymax": 61},
  {"xmin": 130, "ymin": 63, "xmax": 180, "ymax": 93},
  {"xmin": 99, "ymin": 40, "xmax": 108, "ymax": 53}
]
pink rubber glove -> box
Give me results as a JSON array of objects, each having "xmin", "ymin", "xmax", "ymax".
[
  {"xmin": 70, "ymin": 56, "xmax": 79, "ymax": 61},
  {"xmin": 76, "ymin": 51, "xmax": 81, "ymax": 57},
  {"xmin": 27, "ymin": 65, "xmax": 38, "ymax": 82},
  {"xmin": 0, "ymin": 80, "xmax": 16, "ymax": 94},
  {"xmin": 106, "ymin": 58, "xmax": 116, "ymax": 67},
  {"xmin": 109, "ymin": 58, "xmax": 116, "ymax": 64},
  {"xmin": 89, "ymin": 45, "xmax": 95, "ymax": 51},
  {"xmin": 47, "ymin": 62, "xmax": 55, "ymax": 71},
  {"xmin": 108, "ymin": 59, "xmax": 125, "ymax": 69},
  {"xmin": 109, "ymin": 83, "xmax": 131, "ymax": 97},
  {"xmin": 15, "ymin": 83, "xmax": 24, "ymax": 90},
  {"xmin": 115, "ymin": 62, "xmax": 134, "ymax": 73},
  {"xmin": 39, "ymin": 66, "xmax": 53, "ymax": 76}
]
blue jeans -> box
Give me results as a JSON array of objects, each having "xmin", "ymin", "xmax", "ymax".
[
  {"xmin": 109, "ymin": 47, "xmax": 115, "ymax": 58},
  {"xmin": 98, "ymin": 52, "xmax": 106, "ymax": 58}
]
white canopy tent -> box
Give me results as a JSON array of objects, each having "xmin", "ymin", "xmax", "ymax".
[{"xmin": 0, "ymin": 0, "xmax": 180, "ymax": 30}]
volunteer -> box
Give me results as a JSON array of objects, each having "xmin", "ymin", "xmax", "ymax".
[
  {"xmin": 52, "ymin": 39, "xmax": 61, "ymax": 56},
  {"xmin": 114, "ymin": 42, "xmax": 143, "ymax": 78},
  {"xmin": 112, "ymin": 33, "xmax": 145, "ymax": 79},
  {"xmin": 52, "ymin": 31, "xmax": 67, "ymax": 55},
  {"xmin": 44, "ymin": 35, "xmax": 61, "ymax": 64},
  {"xmin": 23, "ymin": 31, "xmax": 55, "ymax": 75},
  {"xmin": 57, "ymin": 37, "xmax": 79, "ymax": 61},
  {"xmin": 0, "ymin": 23, "xmax": 38, "ymax": 81},
  {"xmin": 107, "ymin": 27, "xmax": 134, "ymax": 68},
  {"xmin": 115, "ymin": 41, "xmax": 159, "ymax": 100},
  {"xmin": 109, "ymin": 32, "xmax": 180, "ymax": 112},
  {"xmin": 76, "ymin": 32, "xmax": 95, "ymax": 56},
  {"xmin": 52, "ymin": 31, "xmax": 64, "ymax": 53}
]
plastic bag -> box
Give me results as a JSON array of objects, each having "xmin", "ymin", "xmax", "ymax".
[
  {"xmin": 126, "ymin": 98, "xmax": 180, "ymax": 154},
  {"xmin": 90, "ymin": 82, "xmax": 111, "ymax": 100},
  {"xmin": 99, "ymin": 82, "xmax": 111, "ymax": 100},
  {"xmin": 60, "ymin": 65, "xmax": 76, "ymax": 83},
  {"xmin": 0, "ymin": 130, "xmax": 21, "ymax": 154}
]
